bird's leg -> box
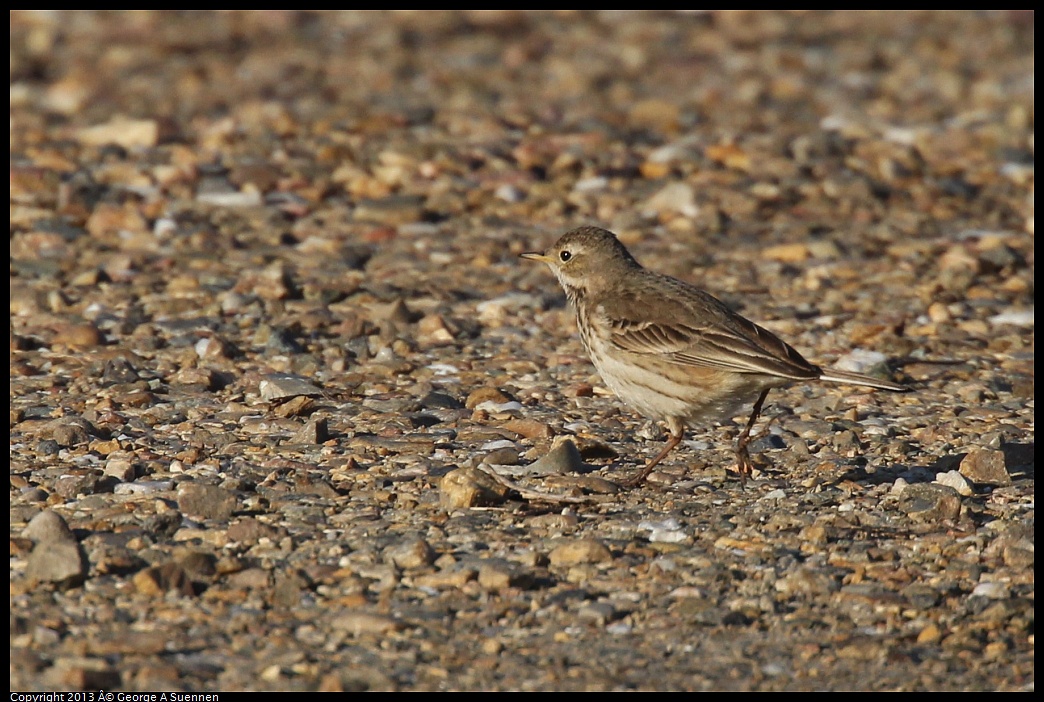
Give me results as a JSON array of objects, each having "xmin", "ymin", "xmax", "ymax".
[
  {"xmin": 621, "ymin": 418, "xmax": 684, "ymax": 488},
  {"xmin": 735, "ymin": 389, "xmax": 771, "ymax": 482}
]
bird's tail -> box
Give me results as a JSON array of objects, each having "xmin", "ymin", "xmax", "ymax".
[{"xmin": 819, "ymin": 368, "xmax": 908, "ymax": 392}]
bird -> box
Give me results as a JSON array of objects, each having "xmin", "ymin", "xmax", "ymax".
[{"xmin": 521, "ymin": 225, "xmax": 908, "ymax": 488}]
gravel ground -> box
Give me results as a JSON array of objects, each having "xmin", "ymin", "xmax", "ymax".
[{"xmin": 10, "ymin": 11, "xmax": 1033, "ymax": 691}]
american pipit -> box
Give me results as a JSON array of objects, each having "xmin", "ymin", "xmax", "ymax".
[{"xmin": 522, "ymin": 226, "xmax": 908, "ymax": 488}]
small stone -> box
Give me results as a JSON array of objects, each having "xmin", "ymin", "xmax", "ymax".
[
  {"xmin": 572, "ymin": 177, "xmax": 607, "ymax": 193},
  {"xmin": 273, "ymin": 395, "xmax": 316, "ymax": 418},
  {"xmin": 291, "ymin": 417, "xmax": 329, "ymax": 444},
  {"xmin": 51, "ymin": 321, "xmax": 103, "ymax": 348},
  {"xmin": 934, "ymin": 470, "xmax": 974, "ymax": 496},
  {"xmin": 330, "ymin": 612, "xmax": 402, "ymax": 636},
  {"xmin": 48, "ymin": 422, "xmax": 91, "ymax": 447},
  {"xmin": 54, "ymin": 473, "xmax": 116, "ymax": 498},
  {"xmin": 417, "ymin": 313, "xmax": 455, "ymax": 346},
  {"xmin": 628, "ymin": 98, "xmax": 680, "ymax": 133},
  {"xmin": 113, "ymin": 480, "xmax": 173, "ymax": 496},
  {"xmin": 971, "ymin": 581, "xmax": 1010, "ymax": 600},
  {"xmin": 225, "ymin": 568, "xmax": 271, "ymax": 590},
  {"xmin": 465, "ymin": 387, "xmax": 513, "ymax": 409},
  {"xmin": 22, "ymin": 510, "xmax": 75, "ymax": 544},
  {"xmin": 132, "ymin": 563, "xmax": 195, "ymax": 597},
  {"xmin": 959, "ymin": 447, "xmax": 1012, "ymax": 486},
  {"xmin": 502, "ymin": 418, "xmax": 554, "ymax": 439},
  {"xmin": 227, "ymin": 517, "xmax": 284, "ymax": 545},
  {"xmin": 988, "ymin": 309, "xmax": 1034, "ymax": 327},
  {"xmin": 578, "ymin": 601, "xmax": 618, "ymax": 626},
  {"xmin": 439, "ymin": 467, "xmax": 511, "ymax": 510},
  {"xmin": 638, "ymin": 518, "xmax": 688, "ymax": 545},
  {"xmin": 179, "ymin": 551, "xmax": 218, "ymax": 580},
  {"xmin": 26, "ymin": 541, "xmax": 87, "ymax": 589},
  {"xmin": 482, "ymin": 447, "xmax": 521, "ymax": 466},
  {"xmin": 762, "ymin": 242, "xmax": 810, "ymax": 263},
  {"xmin": 797, "ymin": 524, "xmax": 822, "ymax": 547},
  {"xmin": 917, "ymin": 623, "xmax": 943, "ymax": 644},
  {"xmin": 91, "ymin": 439, "xmax": 121, "ymax": 456},
  {"xmin": 705, "ymin": 142, "xmax": 751, "ymax": 170},
  {"xmin": 474, "ymin": 400, "xmax": 523, "ymax": 413},
  {"xmin": 272, "ymin": 570, "xmax": 309, "ymax": 608},
  {"xmin": 195, "ymin": 189, "xmax": 263, "ymax": 208},
  {"xmin": 386, "ymin": 538, "xmax": 436, "ymax": 569},
  {"xmin": 521, "ymin": 437, "xmax": 586, "ymax": 476},
  {"xmin": 477, "ymin": 560, "xmax": 532, "ymax": 591},
  {"xmin": 35, "ymin": 439, "xmax": 61, "ymax": 456},
  {"xmin": 176, "ymin": 483, "xmax": 238, "ymax": 521},
  {"xmin": 774, "ymin": 567, "xmax": 840, "ymax": 596},
  {"xmin": 53, "ymin": 658, "xmax": 121, "ymax": 691},
  {"xmin": 366, "ymin": 298, "xmax": 414, "ymax": 324},
  {"xmin": 898, "ymin": 483, "xmax": 962, "ymax": 522},
  {"xmin": 77, "ymin": 117, "xmax": 159, "ymax": 148},
  {"xmin": 102, "ymin": 356, "xmax": 140, "ymax": 384},
  {"xmin": 641, "ymin": 182, "xmax": 698, "ymax": 218},
  {"xmin": 259, "ymin": 373, "xmax": 321, "ymax": 401},
  {"xmin": 21, "ymin": 488, "xmax": 48, "ymax": 502},
  {"xmin": 194, "ymin": 336, "xmax": 236, "ymax": 360},
  {"xmin": 353, "ymin": 195, "xmax": 426, "ymax": 225},
  {"xmin": 548, "ymin": 538, "xmax": 612, "ymax": 567},
  {"xmin": 829, "ymin": 349, "xmax": 891, "ymax": 377},
  {"xmin": 418, "ymin": 391, "xmax": 463, "ymax": 410},
  {"xmin": 103, "ymin": 456, "xmax": 137, "ymax": 481}
]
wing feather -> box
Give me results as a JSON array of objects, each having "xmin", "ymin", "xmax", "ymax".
[{"xmin": 598, "ymin": 281, "xmax": 820, "ymax": 381}]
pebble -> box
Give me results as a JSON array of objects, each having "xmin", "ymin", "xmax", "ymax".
[
  {"xmin": 77, "ymin": 117, "xmax": 159, "ymax": 148},
  {"xmin": 22, "ymin": 510, "xmax": 75, "ymax": 544},
  {"xmin": 971, "ymin": 581, "xmax": 1010, "ymax": 600},
  {"xmin": 474, "ymin": 400, "xmax": 523, "ymax": 413},
  {"xmin": 548, "ymin": 538, "xmax": 612, "ymax": 567},
  {"xmin": 477, "ymin": 560, "xmax": 533, "ymax": 591},
  {"xmin": 195, "ymin": 190, "xmax": 263, "ymax": 208},
  {"xmin": 830, "ymin": 349, "xmax": 891, "ymax": 377},
  {"xmin": 176, "ymin": 484, "xmax": 238, "ymax": 521},
  {"xmin": 774, "ymin": 567, "xmax": 840, "ymax": 596},
  {"xmin": 465, "ymin": 387, "xmax": 513, "ymax": 409},
  {"xmin": 935, "ymin": 470, "xmax": 974, "ymax": 496},
  {"xmin": 637, "ymin": 518, "xmax": 689, "ymax": 544},
  {"xmin": 226, "ymin": 517, "xmax": 284, "ymax": 545},
  {"xmin": 259, "ymin": 373, "xmax": 322, "ymax": 401},
  {"xmin": 330, "ymin": 612, "xmax": 403, "ymax": 636},
  {"xmin": 959, "ymin": 447, "xmax": 1012, "ymax": 486},
  {"xmin": 353, "ymin": 195, "xmax": 426, "ymax": 225},
  {"xmin": 42, "ymin": 417, "xmax": 95, "ymax": 447},
  {"xmin": 291, "ymin": 417, "xmax": 329, "ymax": 444},
  {"xmin": 502, "ymin": 418, "xmax": 554, "ymax": 439},
  {"xmin": 132, "ymin": 563, "xmax": 196, "ymax": 597},
  {"xmin": 385, "ymin": 538, "xmax": 436, "ymax": 569},
  {"xmin": 103, "ymin": 456, "xmax": 137, "ymax": 481},
  {"xmin": 519, "ymin": 437, "xmax": 587, "ymax": 476},
  {"xmin": 762, "ymin": 242, "xmax": 810, "ymax": 263},
  {"xmin": 113, "ymin": 480, "xmax": 173, "ymax": 495},
  {"xmin": 439, "ymin": 467, "xmax": 511, "ymax": 510},
  {"xmin": 52, "ymin": 323, "xmax": 104, "ymax": 349},
  {"xmin": 641, "ymin": 182, "xmax": 698, "ymax": 218},
  {"xmin": 898, "ymin": 483, "xmax": 963, "ymax": 522},
  {"xmin": 987, "ymin": 309, "xmax": 1033, "ymax": 327},
  {"xmin": 27, "ymin": 541, "xmax": 87, "ymax": 589}
]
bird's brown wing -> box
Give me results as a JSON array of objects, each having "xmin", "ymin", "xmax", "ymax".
[{"xmin": 599, "ymin": 283, "xmax": 820, "ymax": 381}]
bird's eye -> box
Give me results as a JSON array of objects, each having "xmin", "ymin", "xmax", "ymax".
[{"xmin": 559, "ymin": 250, "xmax": 572, "ymax": 262}]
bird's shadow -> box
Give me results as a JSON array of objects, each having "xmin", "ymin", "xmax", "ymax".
[{"xmin": 837, "ymin": 441, "xmax": 1034, "ymax": 486}]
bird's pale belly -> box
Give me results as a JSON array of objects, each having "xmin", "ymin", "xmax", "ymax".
[{"xmin": 588, "ymin": 347, "xmax": 774, "ymax": 425}]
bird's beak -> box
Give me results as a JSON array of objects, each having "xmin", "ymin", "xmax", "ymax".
[{"xmin": 520, "ymin": 251, "xmax": 552, "ymax": 263}]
